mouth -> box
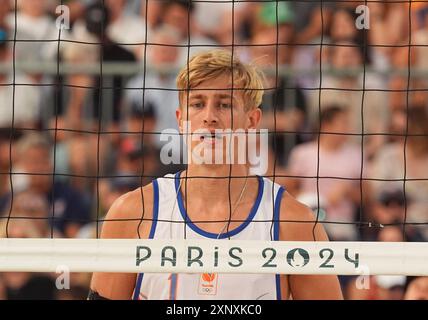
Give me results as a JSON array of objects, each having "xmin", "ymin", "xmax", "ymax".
[{"xmin": 199, "ymin": 131, "xmax": 223, "ymax": 144}]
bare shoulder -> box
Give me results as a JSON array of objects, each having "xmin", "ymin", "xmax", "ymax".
[
  {"xmin": 277, "ymin": 192, "xmax": 342, "ymax": 299},
  {"xmin": 90, "ymin": 183, "xmax": 156, "ymax": 299},
  {"xmin": 279, "ymin": 191, "xmax": 329, "ymax": 242},
  {"xmin": 100, "ymin": 183, "xmax": 155, "ymax": 240}
]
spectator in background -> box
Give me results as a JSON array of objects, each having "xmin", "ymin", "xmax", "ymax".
[
  {"xmin": 98, "ymin": 178, "xmax": 137, "ymax": 219},
  {"xmin": 115, "ymin": 140, "xmax": 160, "ymax": 187},
  {"xmin": 0, "ymin": 215, "xmax": 57, "ymax": 300},
  {"xmin": 413, "ymin": 7, "xmax": 428, "ymax": 70},
  {"xmin": 0, "ymin": 130, "xmax": 9, "ymax": 197},
  {"xmin": 126, "ymin": 25, "xmax": 182, "ymax": 157},
  {"xmin": 140, "ymin": 0, "xmax": 162, "ymax": 30},
  {"xmin": 291, "ymin": 1, "xmax": 335, "ymax": 86},
  {"xmin": 366, "ymin": 274, "xmax": 406, "ymax": 300},
  {"xmin": 247, "ymin": 2, "xmax": 307, "ymax": 166},
  {"xmin": 368, "ymin": 108, "xmax": 428, "ymax": 240},
  {"xmin": 121, "ymin": 106, "xmax": 181, "ymax": 178},
  {"xmin": 329, "ymin": 7, "xmax": 364, "ymax": 44},
  {"xmin": 66, "ymin": 0, "xmax": 143, "ymax": 22},
  {"xmin": 368, "ymin": 0, "xmax": 411, "ymax": 70},
  {"xmin": 5, "ymin": 0, "xmax": 62, "ymax": 64},
  {"xmin": 287, "ymin": 106, "xmax": 362, "ymax": 241},
  {"xmin": 306, "ymin": 6, "xmax": 370, "ymax": 75},
  {"xmin": 390, "ymin": 77, "xmax": 428, "ymax": 112},
  {"xmin": 84, "ymin": 1, "xmax": 136, "ymax": 125},
  {"xmin": 249, "ymin": 1, "xmax": 296, "ymax": 48},
  {"xmin": 0, "ymin": 28, "xmax": 42, "ymax": 129},
  {"xmin": 293, "ymin": 1, "xmax": 336, "ymax": 45},
  {"xmin": 309, "ymin": 39, "xmax": 388, "ymax": 159},
  {"xmin": 105, "ymin": 0, "xmax": 148, "ymax": 59},
  {"xmin": 0, "ymin": 133, "xmax": 92, "ymax": 238},
  {"xmin": 0, "ymin": 129, "xmax": 23, "ymax": 200},
  {"xmin": 362, "ymin": 190, "xmax": 425, "ymax": 242},
  {"xmin": 345, "ymin": 224, "xmax": 407, "ymax": 300},
  {"xmin": 386, "ymin": 44, "xmax": 419, "ymax": 121},
  {"xmin": 377, "ymin": 225, "xmax": 405, "ymax": 242},
  {"xmin": 345, "ymin": 272, "xmax": 407, "ymax": 300},
  {"xmin": 56, "ymin": 285, "xmax": 89, "ymax": 300},
  {"xmin": 56, "ymin": 2, "xmax": 135, "ymax": 193},
  {"xmin": 4, "ymin": 0, "xmax": 72, "ymax": 128},
  {"xmin": 0, "ymin": 0, "xmax": 10, "ymax": 28},
  {"xmin": 405, "ymin": 277, "xmax": 428, "ymax": 300},
  {"xmin": 96, "ymin": 138, "xmax": 164, "ymax": 219},
  {"xmin": 122, "ymin": 106, "xmax": 157, "ymax": 151},
  {"xmin": 196, "ymin": 0, "xmax": 248, "ymax": 45},
  {"xmin": 160, "ymin": 0, "xmax": 195, "ymax": 40},
  {"xmin": 0, "ymin": 195, "xmax": 91, "ymax": 300},
  {"xmin": 159, "ymin": 0, "xmax": 217, "ymax": 65},
  {"xmin": 2, "ymin": 190, "xmax": 53, "ymax": 238},
  {"xmin": 325, "ymin": 7, "xmax": 371, "ymax": 67},
  {"xmin": 387, "ymin": 77, "xmax": 428, "ymax": 145},
  {"xmin": 65, "ymin": 1, "xmax": 135, "ymax": 127}
]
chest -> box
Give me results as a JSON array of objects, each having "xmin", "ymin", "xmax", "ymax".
[
  {"xmin": 183, "ymin": 201, "xmax": 256, "ymax": 234},
  {"xmin": 137, "ymin": 272, "xmax": 277, "ymax": 300}
]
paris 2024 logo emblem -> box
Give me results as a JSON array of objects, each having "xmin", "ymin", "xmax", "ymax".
[{"xmin": 286, "ymin": 248, "xmax": 310, "ymax": 267}]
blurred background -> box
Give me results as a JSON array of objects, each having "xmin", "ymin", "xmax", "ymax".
[{"xmin": 0, "ymin": 0, "xmax": 427, "ymax": 300}]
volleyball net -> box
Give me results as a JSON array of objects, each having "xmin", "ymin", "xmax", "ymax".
[
  {"xmin": 0, "ymin": 0, "xmax": 428, "ymax": 299},
  {"xmin": 1, "ymin": 239, "xmax": 428, "ymax": 276}
]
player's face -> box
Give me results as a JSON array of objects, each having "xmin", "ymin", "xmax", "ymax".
[
  {"xmin": 176, "ymin": 74, "xmax": 261, "ymax": 160},
  {"xmin": 177, "ymin": 74, "xmax": 260, "ymax": 131}
]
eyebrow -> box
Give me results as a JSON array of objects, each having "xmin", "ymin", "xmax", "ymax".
[
  {"xmin": 188, "ymin": 93, "xmax": 237, "ymax": 101},
  {"xmin": 188, "ymin": 94, "xmax": 205, "ymax": 100},
  {"xmin": 217, "ymin": 94, "xmax": 235, "ymax": 100}
]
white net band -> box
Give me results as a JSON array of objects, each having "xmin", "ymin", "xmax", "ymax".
[{"xmin": 0, "ymin": 239, "xmax": 427, "ymax": 276}]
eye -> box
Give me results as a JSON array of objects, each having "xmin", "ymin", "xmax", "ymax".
[
  {"xmin": 220, "ymin": 102, "xmax": 231, "ymax": 109},
  {"xmin": 190, "ymin": 102, "xmax": 203, "ymax": 109}
]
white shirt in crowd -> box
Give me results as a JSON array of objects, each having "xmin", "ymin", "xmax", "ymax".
[
  {"xmin": 108, "ymin": 14, "xmax": 149, "ymax": 54},
  {"xmin": 6, "ymin": 12, "xmax": 69, "ymax": 62},
  {"xmin": 0, "ymin": 74, "xmax": 41, "ymax": 127}
]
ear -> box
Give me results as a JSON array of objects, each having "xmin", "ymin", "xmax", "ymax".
[
  {"xmin": 247, "ymin": 107, "xmax": 262, "ymax": 129},
  {"xmin": 176, "ymin": 108, "xmax": 183, "ymax": 132}
]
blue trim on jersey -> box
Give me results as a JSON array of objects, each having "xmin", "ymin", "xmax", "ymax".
[
  {"xmin": 133, "ymin": 179, "xmax": 160, "ymax": 300},
  {"xmin": 150, "ymin": 179, "xmax": 160, "ymax": 238},
  {"xmin": 174, "ymin": 172, "xmax": 264, "ymax": 239},
  {"xmin": 274, "ymin": 186, "xmax": 285, "ymax": 301},
  {"xmin": 133, "ymin": 273, "xmax": 144, "ymax": 300},
  {"xmin": 169, "ymin": 274, "xmax": 178, "ymax": 300},
  {"xmin": 273, "ymin": 187, "xmax": 285, "ymax": 242}
]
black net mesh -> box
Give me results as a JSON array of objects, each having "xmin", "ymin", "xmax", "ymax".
[{"xmin": 0, "ymin": 0, "xmax": 427, "ymax": 300}]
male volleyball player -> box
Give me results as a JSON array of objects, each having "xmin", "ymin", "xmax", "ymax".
[{"xmin": 89, "ymin": 50, "xmax": 343, "ymax": 300}]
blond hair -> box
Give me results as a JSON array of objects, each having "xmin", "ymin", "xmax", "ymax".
[{"xmin": 176, "ymin": 50, "xmax": 265, "ymax": 110}]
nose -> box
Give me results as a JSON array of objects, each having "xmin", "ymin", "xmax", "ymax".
[{"xmin": 203, "ymin": 101, "xmax": 219, "ymax": 125}]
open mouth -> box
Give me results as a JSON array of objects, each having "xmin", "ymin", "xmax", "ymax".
[{"xmin": 199, "ymin": 132, "xmax": 223, "ymax": 144}]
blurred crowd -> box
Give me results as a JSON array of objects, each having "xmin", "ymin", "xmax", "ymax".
[{"xmin": 0, "ymin": 0, "xmax": 428, "ymax": 300}]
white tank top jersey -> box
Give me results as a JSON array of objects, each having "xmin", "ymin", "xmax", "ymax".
[{"xmin": 132, "ymin": 172, "xmax": 286, "ymax": 300}]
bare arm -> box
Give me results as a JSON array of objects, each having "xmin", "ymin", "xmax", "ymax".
[
  {"xmin": 89, "ymin": 185, "xmax": 154, "ymax": 300},
  {"xmin": 280, "ymin": 192, "xmax": 343, "ymax": 300}
]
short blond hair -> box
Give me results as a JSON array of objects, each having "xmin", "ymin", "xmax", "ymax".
[{"xmin": 176, "ymin": 50, "xmax": 265, "ymax": 110}]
